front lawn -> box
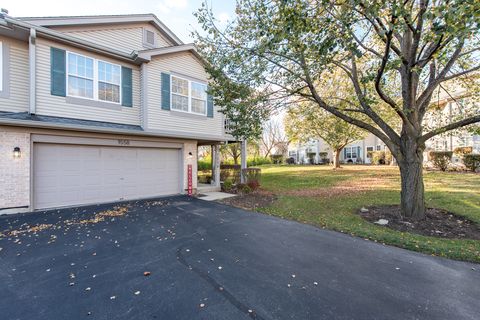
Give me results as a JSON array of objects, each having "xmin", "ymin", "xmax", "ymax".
[{"xmin": 254, "ymin": 165, "xmax": 480, "ymax": 263}]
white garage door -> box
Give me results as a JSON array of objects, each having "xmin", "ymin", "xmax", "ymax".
[{"xmin": 34, "ymin": 143, "xmax": 181, "ymax": 209}]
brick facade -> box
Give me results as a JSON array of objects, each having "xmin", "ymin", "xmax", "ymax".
[{"xmin": 0, "ymin": 130, "xmax": 30, "ymax": 209}]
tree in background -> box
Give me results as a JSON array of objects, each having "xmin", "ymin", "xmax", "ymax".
[
  {"xmin": 220, "ymin": 142, "xmax": 241, "ymax": 165},
  {"xmin": 259, "ymin": 119, "xmax": 289, "ymax": 158},
  {"xmin": 195, "ymin": 0, "xmax": 480, "ymax": 219},
  {"xmin": 285, "ymin": 104, "xmax": 366, "ymax": 168}
]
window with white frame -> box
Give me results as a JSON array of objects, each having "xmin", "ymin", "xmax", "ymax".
[
  {"xmin": 67, "ymin": 51, "xmax": 123, "ymax": 104},
  {"xmin": 171, "ymin": 75, "xmax": 208, "ymax": 115},
  {"xmin": 345, "ymin": 146, "xmax": 357, "ymax": 159},
  {"xmin": 98, "ymin": 61, "xmax": 121, "ymax": 103},
  {"xmin": 376, "ymin": 145, "xmax": 382, "ymax": 151},
  {"xmin": 67, "ymin": 52, "xmax": 94, "ymax": 99}
]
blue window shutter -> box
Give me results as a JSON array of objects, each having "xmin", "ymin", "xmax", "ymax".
[
  {"xmin": 161, "ymin": 72, "xmax": 171, "ymax": 110},
  {"xmin": 357, "ymin": 146, "xmax": 361, "ymax": 158},
  {"xmin": 121, "ymin": 66, "xmax": 132, "ymax": 107},
  {"xmin": 50, "ymin": 47, "xmax": 66, "ymax": 97},
  {"xmin": 207, "ymin": 88, "xmax": 214, "ymax": 118},
  {"xmin": 344, "ymin": 148, "xmax": 347, "ymax": 159}
]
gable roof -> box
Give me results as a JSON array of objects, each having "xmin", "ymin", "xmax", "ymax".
[
  {"xmin": 17, "ymin": 13, "xmax": 183, "ymax": 46},
  {"xmin": 138, "ymin": 43, "xmax": 207, "ymax": 64}
]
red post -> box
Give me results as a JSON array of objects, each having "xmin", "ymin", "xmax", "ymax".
[{"xmin": 187, "ymin": 164, "xmax": 193, "ymax": 196}]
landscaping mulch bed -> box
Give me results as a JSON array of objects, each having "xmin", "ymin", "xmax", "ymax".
[
  {"xmin": 218, "ymin": 190, "xmax": 277, "ymax": 211},
  {"xmin": 359, "ymin": 205, "xmax": 480, "ymax": 240}
]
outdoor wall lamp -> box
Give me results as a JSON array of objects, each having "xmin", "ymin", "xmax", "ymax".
[
  {"xmin": 187, "ymin": 151, "xmax": 193, "ymax": 159},
  {"xmin": 13, "ymin": 147, "xmax": 21, "ymax": 158}
]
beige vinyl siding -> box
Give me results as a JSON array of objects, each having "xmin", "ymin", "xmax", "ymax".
[
  {"xmin": 146, "ymin": 52, "xmax": 225, "ymax": 138},
  {"xmin": 35, "ymin": 38, "xmax": 141, "ymax": 125},
  {"xmin": 0, "ymin": 37, "xmax": 29, "ymax": 113},
  {"xmin": 50, "ymin": 23, "xmax": 173, "ymax": 54}
]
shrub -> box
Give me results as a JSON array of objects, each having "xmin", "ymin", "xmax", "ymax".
[
  {"xmin": 198, "ymin": 160, "xmax": 211, "ymax": 171},
  {"xmin": 247, "ymin": 157, "xmax": 272, "ymax": 166},
  {"xmin": 429, "ymin": 151, "xmax": 453, "ymax": 171},
  {"xmin": 247, "ymin": 180, "xmax": 260, "ymax": 191},
  {"xmin": 220, "ymin": 164, "xmax": 241, "ymax": 184},
  {"xmin": 286, "ymin": 157, "xmax": 295, "ymax": 164},
  {"xmin": 270, "ymin": 154, "xmax": 284, "ymax": 164},
  {"xmin": 237, "ymin": 183, "xmax": 252, "ymax": 194},
  {"xmin": 454, "ymin": 146, "xmax": 473, "ymax": 156},
  {"xmin": 243, "ymin": 167, "xmax": 261, "ymax": 182},
  {"xmin": 464, "ymin": 154, "xmax": 480, "ymax": 172},
  {"xmin": 370, "ymin": 151, "xmax": 393, "ymax": 165},
  {"xmin": 371, "ymin": 151, "xmax": 386, "ymax": 165},
  {"xmin": 221, "ymin": 180, "xmax": 234, "ymax": 192}
]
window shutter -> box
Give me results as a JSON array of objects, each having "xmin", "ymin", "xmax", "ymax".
[
  {"xmin": 207, "ymin": 89, "xmax": 214, "ymax": 118},
  {"xmin": 344, "ymin": 148, "xmax": 347, "ymax": 159},
  {"xmin": 121, "ymin": 66, "xmax": 132, "ymax": 107},
  {"xmin": 161, "ymin": 72, "xmax": 171, "ymax": 110},
  {"xmin": 50, "ymin": 47, "xmax": 66, "ymax": 97},
  {"xmin": 357, "ymin": 146, "xmax": 361, "ymax": 158}
]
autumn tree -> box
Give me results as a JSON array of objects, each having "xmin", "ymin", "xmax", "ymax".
[
  {"xmin": 195, "ymin": 0, "xmax": 480, "ymax": 219},
  {"xmin": 285, "ymin": 104, "xmax": 366, "ymax": 168},
  {"xmin": 259, "ymin": 119, "xmax": 289, "ymax": 158},
  {"xmin": 220, "ymin": 143, "xmax": 241, "ymax": 164}
]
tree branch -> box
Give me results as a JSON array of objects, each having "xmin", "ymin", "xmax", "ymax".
[{"xmin": 420, "ymin": 115, "xmax": 480, "ymax": 143}]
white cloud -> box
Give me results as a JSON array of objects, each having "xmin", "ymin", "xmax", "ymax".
[{"xmin": 157, "ymin": 0, "xmax": 189, "ymax": 14}]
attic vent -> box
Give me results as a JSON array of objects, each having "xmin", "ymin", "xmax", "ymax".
[{"xmin": 144, "ymin": 29, "xmax": 156, "ymax": 47}]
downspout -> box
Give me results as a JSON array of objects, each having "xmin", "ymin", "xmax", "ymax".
[{"xmin": 29, "ymin": 28, "xmax": 36, "ymax": 114}]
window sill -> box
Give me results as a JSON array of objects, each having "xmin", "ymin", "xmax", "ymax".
[
  {"xmin": 169, "ymin": 109, "xmax": 208, "ymax": 119},
  {"xmin": 66, "ymin": 96, "xmax": 125, "ymax": 110}
]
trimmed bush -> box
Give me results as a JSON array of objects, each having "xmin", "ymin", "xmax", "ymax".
[
  {"xmin": 248, "ymin": 157, "xmax": 272, "ymax": 166},
  {"xmin": 429, "ymin": 151, "xmax": 453, "ymax": 171},
  {"xmin": 464, "ymin": 154, "xmax": 480, "ymax": 172},
  {"xmin": 371, "ymin": 151, "xmax": 386, "ymax": 165},
  {"xmin": 242, "ymin": 167, "xmax": 261, "ymax": 190},
  {"xmin": 237, "ymin": 183, "xmax": 252, "ymax": 194},
  {"xmin": 221, "ymin": 180, "xmax": 234, "ymax": 192},
  {"xmin": 198, "ymin": 160, "xmax": 211, "ymax": 171},
  {"xmin": 220, "ymin": 164, "xmax": 241, "ymax": 184}
]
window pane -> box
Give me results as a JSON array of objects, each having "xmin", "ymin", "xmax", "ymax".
[
  {"xmin": 171, "ymin": 94, "xmax": 188, "ymax": 111},
  {"xmin": 191, "ymin": 98, "xmax": 206, "ymax": 114},
  {"xmin": 98, "ymin": 82, "xmax": 120, "ymax": 103},
  {"xmin": 68, "ymin": 76, "xmax": 93, "ymax": 98},
  {"xmin": 172, "ymin": 77, "xmax": 188, "ymax": 96},
  {"xmin": 191, "ymin": 82, "xmax": 207, "ymax": 100},
  {"xmin": 98, "ymin": 62, "xmax": 105, "ymax": 82}
]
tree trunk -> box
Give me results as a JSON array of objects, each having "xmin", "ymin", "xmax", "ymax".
[
  {"xmin": 333, "ymin": 149, "xmax": 341, "ymax": 169},
  {"xmin": 397, "ymin": 141, "xmax": 426, "ymax": 219}
]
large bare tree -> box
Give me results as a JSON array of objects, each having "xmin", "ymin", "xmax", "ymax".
[{"xmin": 195, "ymin": 0, "xmax": 480, "ymax": 219}]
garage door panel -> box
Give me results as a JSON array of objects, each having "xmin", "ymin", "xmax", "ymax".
[{"xmin": 34, "ymin": 144, "xmax": 181, "ymax": 209}]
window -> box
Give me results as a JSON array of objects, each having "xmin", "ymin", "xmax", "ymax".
[
  {"xmin": 66, "ymin": 51, "xmax": 123, "ymax": 104},
  {"xmin": 376, "ymin": 145, "xmax": 382, "ymax": 151},
  {"xmin": 345, "ymin": 147, "xmax": 357, "ymax": 159},
  {"xmin": 171, "ymin": 75, "xmax": 208, "ymax": 115},
  {"xmin": 98, "ymin": 61, "xmax": 121, "ymax": 103},
  {"xmin": 67, "ymin": 52, "xmax": 94, "ymax": 99}
]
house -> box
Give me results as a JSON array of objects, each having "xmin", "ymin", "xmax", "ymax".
[
  {"xmin": 287, "ymin": 134, "xmax": 388, "ymax": 164},
  {"xmin": 0, "ymin": 12, "xmax": 237, "ymax": 213},
  {"xmin": 288, "ymin": 86, "xmax": 479, "ymax": 165}
]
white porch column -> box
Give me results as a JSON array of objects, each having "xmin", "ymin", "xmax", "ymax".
[
  {"xmin": 240, "ymin": 140, "xmax": 247, "ymax": 183},
  {"xmin": 212, "ymin": 144, "xmax": 221, "ymax": 187}
]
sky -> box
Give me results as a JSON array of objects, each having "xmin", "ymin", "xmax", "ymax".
[{"xmin": 1, "ymin": 0, "xmax": 236, "ymax": 42}]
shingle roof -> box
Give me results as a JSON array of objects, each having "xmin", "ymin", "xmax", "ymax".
[{"xmin": 0, "ymin": 112, "xmax": 143, "ymax": 131}]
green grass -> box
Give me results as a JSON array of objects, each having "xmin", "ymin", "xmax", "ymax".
[{"xmin": 255, "ymin": 165, "xmax": 480, "ymax": 263}]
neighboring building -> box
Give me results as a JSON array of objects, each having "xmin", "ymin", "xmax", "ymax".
[
  {"xmin": 288, "ymin": 87, "xmax": 479, "ymax": 165},
  {"xmin": 0, "ymin": 13, "xmax": 235, "ymax": 213},
  {"xmin": 287, "ymin": 134, "xmax": 388, "ymax": 164}
]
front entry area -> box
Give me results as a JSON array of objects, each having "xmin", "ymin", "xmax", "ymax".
[{"xmin": 33, "ymin": 143, "xmax": 181, "ymax": 209}]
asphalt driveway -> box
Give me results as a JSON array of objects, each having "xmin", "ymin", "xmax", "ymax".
[{"xmin": 0, "ymin": 196, "xmax": 479, "ymax": 320}]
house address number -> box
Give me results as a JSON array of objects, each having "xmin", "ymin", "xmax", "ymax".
[{"xmin": 118, "ymin": 139, "xmax": 130, "ymax": 146}]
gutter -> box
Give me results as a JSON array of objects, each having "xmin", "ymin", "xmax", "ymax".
[
  {"xmin": 29, "ymin": 28, "xmax": 36, "ymax": 114},
  {"xmin": 0, "ymin": 117, "xmax": 229, "ymax": 142}
]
